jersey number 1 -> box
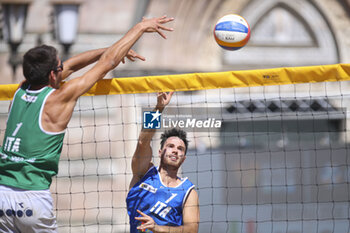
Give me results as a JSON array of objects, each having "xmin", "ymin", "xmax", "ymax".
[{"xmin": 12, "ymin": 122, "xmax": 23, "ymax": 136}]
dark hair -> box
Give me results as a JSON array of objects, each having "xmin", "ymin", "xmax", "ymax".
[
  {"xmin": 160, "ymin": 128, "xmax": 189, "ymax": 154},
  {"xmin": 22, "ymin": 45, "xmax": 58, "ymax": 86}
]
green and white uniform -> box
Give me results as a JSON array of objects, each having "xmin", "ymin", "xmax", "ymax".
[
  {"xmin": 0, "ymin": 84, "xmax": 65, "ymax": 232},
  {"xmin": 0, "ymin": 84, "xmax": 65, "ymax": 190}
]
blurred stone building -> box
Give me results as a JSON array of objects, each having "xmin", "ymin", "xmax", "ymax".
[{"xmin": 1, "ymin": 0, "xmax": 350, "ymax": 83}]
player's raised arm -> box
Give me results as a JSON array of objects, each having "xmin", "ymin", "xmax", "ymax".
[
  {"xmin": 59, "ymin": 15, "xmax": 174, "ymax": 103},
  {"xmin": 62, "ymin": 48, "xmax": 144, "ymax": 80},
  {"xmin": 43, "ymin": 16, "xmax": 173, "ymax": 133},
  {"xmin": 60, "ymin": 47, "xmax": 107, "ymax": 80},
  {"xmin": 129, "ymin": 92, "xmax": 174, "ymax": 188}
]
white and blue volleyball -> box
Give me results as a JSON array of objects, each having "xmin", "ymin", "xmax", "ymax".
[{"xmin": 214, "ymin": 14, "xmax": 251, "ymax": 51}]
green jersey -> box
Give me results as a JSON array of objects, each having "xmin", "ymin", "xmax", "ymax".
[{"xmin": 0, "ymin": 84, "xmax": 65, "ymax": 190}]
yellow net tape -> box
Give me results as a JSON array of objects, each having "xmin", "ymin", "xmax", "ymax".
[{"xmin": 1, "ymin": 63, "xmax": 350, "ymax": 101}]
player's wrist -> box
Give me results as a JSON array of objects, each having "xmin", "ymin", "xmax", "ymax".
[
  {"xmin": 152, "ymin": 224, "xmax": 162, "ymax": 233},
  {"xmin": 136, "ymin": 21, "xmax": 149, "ymax": 33},
  {"xmin": 155, "ymin": 105, "xmax": 165, "ymax": 112}
]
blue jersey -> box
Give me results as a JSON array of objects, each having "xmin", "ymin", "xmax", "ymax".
[{"xmin": 126, "ymin": 166, "xmax": 195, "ymax": 233}]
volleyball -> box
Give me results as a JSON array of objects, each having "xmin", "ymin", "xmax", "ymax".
[{"xmin": 213, "ymin": 14, "xmax": 251, "ymax": 50}]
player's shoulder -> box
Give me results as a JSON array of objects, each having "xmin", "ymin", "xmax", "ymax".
[
  {"xmin": 139, "ymin": 164, "xmax": 158, "ymax": 181},
  {"xmin": 146, "ymin": 164, "xmax": 157, "ymax": 175},
  {"xmin": 180, "ymin": 176, "xmax": 195, "ymax": 188},
  {"xmin": 46, "ymin": 81, "xmax": 76, "ymax": 104},
  {"xmin": 184, "ymin": 187, "xmax": 199, "ymax": 206}
]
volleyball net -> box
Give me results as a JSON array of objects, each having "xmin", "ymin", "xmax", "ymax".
[{"xmin": 0, "ymin": 64, "xmax": 350, "ymax": 233}]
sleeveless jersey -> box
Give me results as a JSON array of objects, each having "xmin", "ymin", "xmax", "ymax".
[
  {"xmin": 126, "ymin": 166, "xmax": 195, "ymax": 233},
  {"xmin": 0, "ymin": 84, "xmax": 65, "ymax": 190}
]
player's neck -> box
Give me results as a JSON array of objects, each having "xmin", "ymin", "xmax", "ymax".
[
  {"xmin": 29, "ymin": 84, "xmax": 48, "ymax": 90},
  {"xmin": 159, "ymin": 166, "xmax": 180, "ymax": 187}
]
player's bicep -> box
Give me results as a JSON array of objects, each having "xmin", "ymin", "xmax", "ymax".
[
  {"xmin": 60, "ymin": 63, "xmax": 108, "ymax": 102},
  {"xmin": 183, "ymin": 189, "xmax": 199, "ymax": 232}
]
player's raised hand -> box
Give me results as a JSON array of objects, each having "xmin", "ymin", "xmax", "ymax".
[
  {"xmin": 156, "ymin": 92, "xmax": 174, "ymax": 110},
  {"xmin": 122, "ymin": 49, "xmax": 146, "ymax": 64},
  {"xmin": 140, "ymin": 15, "xmax": 174, "ymax": 39}
]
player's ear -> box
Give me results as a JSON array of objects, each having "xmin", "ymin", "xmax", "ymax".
[{"xmin": 49, "ymin": 71, "xmax": 56, "ymax": 85}]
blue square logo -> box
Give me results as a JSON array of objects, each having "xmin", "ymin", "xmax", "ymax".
[{"xmin": 143, "ymin": 110, "xmax": 162, "ymax": 129}]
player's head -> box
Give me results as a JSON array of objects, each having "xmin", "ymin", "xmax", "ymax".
[
  {"xmin": 159, "ymin": 128, "xmax": 189, "ymax": 169},
  {"xmin": 23, "ymin": 45, "xmax": 62, "ymax": 87}
]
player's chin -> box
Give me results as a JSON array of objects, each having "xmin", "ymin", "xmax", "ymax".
[
  {"xmin": 164, "ymin": 160, "xmax": 182, "ymax": 169},
  {"xmin": 172, "ymin": 159, "xmax": 185, "ymax": 168}
]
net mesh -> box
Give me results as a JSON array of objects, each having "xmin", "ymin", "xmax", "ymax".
[{"xmin": 0, "ymin": 65, "xmax": 350, "ymax": 233}]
